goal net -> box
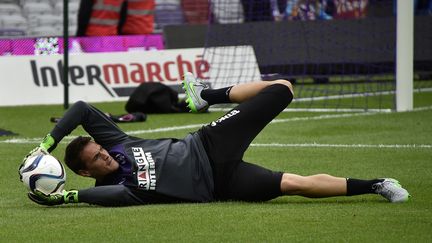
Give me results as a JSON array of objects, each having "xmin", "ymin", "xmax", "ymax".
[{"xmin": 203, "ymin": 0, "xmax": 432, "ymax": 112}]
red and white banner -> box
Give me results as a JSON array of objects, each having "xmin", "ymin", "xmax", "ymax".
[{"xmin": 0, "ymin": 46, "xmax": 260, "ymax": 106}]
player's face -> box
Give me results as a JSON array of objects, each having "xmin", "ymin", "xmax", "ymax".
[{"xmin": 79, "ymin": 141, "xmax": 119, "ymax": 179}]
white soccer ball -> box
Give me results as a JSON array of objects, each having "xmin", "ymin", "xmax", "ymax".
[{"xmin": 20, "ymin": 154, "xmax": 66, "ymax": 195}]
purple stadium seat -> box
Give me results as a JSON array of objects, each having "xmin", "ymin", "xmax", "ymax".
[
  {"xmin": 0, "ymin": 39, "xmax": 12, "ymax": 55},
  {"xmin": 12, "ymin": 39, "xmax": 35, "ymax": 55}
]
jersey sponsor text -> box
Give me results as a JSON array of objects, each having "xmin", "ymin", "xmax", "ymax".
[
  {"xmin": 132, "ymin": 147, "xmax": 156, "ymax": 190},
  {"xmin": 210, "ymin": 109, "xmax": 240, "ymax": 127}
]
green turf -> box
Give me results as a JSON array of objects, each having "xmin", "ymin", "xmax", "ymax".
[
  {"xmin": 1, "ymin": 92, "xmax": 432, "ymax": 242},
  {"xmin": 291, "ymin": 80, "xmax": 432, "ymax": 110}
]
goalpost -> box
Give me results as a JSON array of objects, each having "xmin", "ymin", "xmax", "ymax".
[
  {"xmin": 204, "ymin": 0, "xmax": 417, "ymax": 112},
  {"xmin": 396, "ymin": 0, "xmax": 414, "ymax": 112}
]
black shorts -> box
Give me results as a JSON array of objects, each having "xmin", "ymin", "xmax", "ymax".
[{"xmin": 198, "ymin": 84, "xmax": 293, "ymax": 202}]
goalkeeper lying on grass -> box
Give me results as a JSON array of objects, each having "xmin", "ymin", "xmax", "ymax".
[{"xmin": 19, "ymin": 72, "xmax": 410, "ymax": 206}]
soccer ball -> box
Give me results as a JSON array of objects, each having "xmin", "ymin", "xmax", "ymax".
[{"xmin": 20, "ymin": 154, "xmax": 66, "ymax": 195}]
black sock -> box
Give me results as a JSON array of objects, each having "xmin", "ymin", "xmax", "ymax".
[
  {"xmin": 201, "ymin": 86, "xmax": 233, "ymax": 105},
  {"xmin": 346, "ymin": 178, "xmax": 384, "ymax": 196}
]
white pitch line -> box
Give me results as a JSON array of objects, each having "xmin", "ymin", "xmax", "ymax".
[
  {"xmin": 2, "ymin": 106, "xmax": 431, "ymax": 144},
  {"xmin": 3, "ymin": 138, "xmax": 430, "ymax": 149},
  {"xmin": 250, "ymin": 143, "xmax": 432, "ymax": 149}
]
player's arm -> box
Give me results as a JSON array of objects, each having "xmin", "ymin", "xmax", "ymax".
[
  {"xmin": 47, "ymin": 101, "xmax": 129, "ymax": 152},
  {"xmin": 21, "ymin": 101, "xmax": 128, "ymax": 163},
  {"xmin": 28, "ymin": 185, "xmax": 147, "ymax": 207}
]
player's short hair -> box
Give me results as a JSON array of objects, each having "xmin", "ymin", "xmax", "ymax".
[{"xmin": 64, "ymin": 136, "xmax": 92, "ymax": 175}]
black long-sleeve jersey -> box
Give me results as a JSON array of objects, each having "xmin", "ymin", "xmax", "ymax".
[{"xmin": 51, "ymin": 101, "xmax": 214, "ymax": 206}]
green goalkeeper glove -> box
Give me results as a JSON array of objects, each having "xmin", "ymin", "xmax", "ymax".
[
  {"xmin": 21, "ymin": 134, "xmax": 55, "ymax": 162},
  {"xmin": 39, "ymin": 133, "xmax": 56, "ymax": 151},
  {"xmin": 27, "ymin": 190, "xmax": 79, "ymax": 206}
]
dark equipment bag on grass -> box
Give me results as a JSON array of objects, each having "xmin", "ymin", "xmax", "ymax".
[{"xmin": 125, "ymin": 83, "xmax": 189, "ymax": 113}]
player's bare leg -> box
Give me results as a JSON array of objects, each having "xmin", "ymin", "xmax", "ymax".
[
  {"xmin": 228, "ymin": 79, "xmax": 294, "ymax": 103},
  {"xmin": 280, "ymin": 173, "xmax": 347, "ymax": 198},
  {"xmin": 280, "ymin": 173, "xmax": 410, "ymax": 202}
]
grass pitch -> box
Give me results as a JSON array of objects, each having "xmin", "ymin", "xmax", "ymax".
[{"xmin": 1, "ymin": 92, "xmax": 432, "ymax": 242}]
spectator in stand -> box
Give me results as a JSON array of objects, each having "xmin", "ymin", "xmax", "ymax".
[
  {"xmin": 332, "ymin": 0, "xmax": 368, "ymax": 19},
  {"xmin": 271, "ymin": 0, "xmax": 333, "ymax": 21},
  {"xmin": 241, "ymin": 0, "xmax": 274, "ymax": 21},
  {"xmin": 211, "ymin": 0, "xmax": 245, "ymax": 24},
  {"xmin": 427, "ymin": 0, "xmax": 432, "ymax": 15},
  {"xmin": 76, "ymin": 0, "xmax": 155, "ymax": 36},
  {"xmin": 181, "ymin": 0, "xmax": 209, "ymax": 24},
  {"xmin": 424, "ymin": 0, "xmax": 432, "ymax": 14}
]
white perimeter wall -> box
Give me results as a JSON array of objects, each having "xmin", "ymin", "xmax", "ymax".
[{"xmin": 0, "ymin": 46, "xmax": 260, "ymax": 106}]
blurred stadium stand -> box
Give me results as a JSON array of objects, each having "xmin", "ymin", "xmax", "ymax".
[
  {"xmin": 154, "ymin": 0, "xmax": 184, "ymax": 33},
  {"xmin": 0, "ymin": 0, "xmax": 431, "ymax": 58},
  {"xmin": 0, "ymin": 0, "xmax": 79, "ymax": 37},
  {"xmin": 0, "ymin": 0, "xmax": 430, "ymax": 36}
]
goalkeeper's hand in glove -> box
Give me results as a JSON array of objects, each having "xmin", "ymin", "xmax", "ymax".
[
  {"xmin": 19, "ymin": 134, "xmax": 56, "ymax": 181},
  {"xmin": 27, "ymin": 190, "xmax": 79, "ymax": 206},
  {"xmin": 18, "ymin": 147, "xmax": 49, "ymax": 182}
]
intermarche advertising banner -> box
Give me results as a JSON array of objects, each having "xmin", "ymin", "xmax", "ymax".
[{"xmin": 0, "ymin": 46, "xmax": 260, "ymax": 106}]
